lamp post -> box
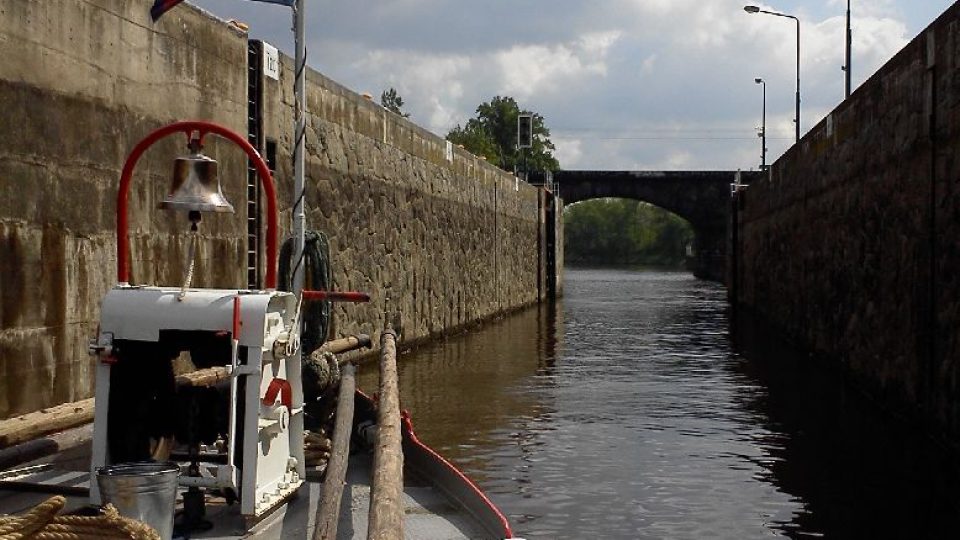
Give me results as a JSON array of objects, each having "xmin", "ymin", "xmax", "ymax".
[
  {"xmin": 744, "ymin": 5, "xmax": 800, "ymax": 143},
  {"xmin": 843, "ymin": 0, "xmax": 852, "ymax": 98},
  {"xmin": 755, "ymin": 78, "xmax": 767, "ymax": 170}
]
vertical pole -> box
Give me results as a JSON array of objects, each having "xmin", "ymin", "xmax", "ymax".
[
  {"xmin": 523, "ymin": 148, "xmax": 528, "ymax": 182},
  {"xmin": 292, "ymin": 0, "xmax": 307, "ymax": 295},
  {"xmin": 795, "ymin": 17, "xmax": 801, "ymax": 143},
  {"xmin": 761, "ymin": 81, "xmax": 766, "ymax": 169},
  {"xmin": 845, "ymin": 0, "xmax": 852, "ymax": 98}
]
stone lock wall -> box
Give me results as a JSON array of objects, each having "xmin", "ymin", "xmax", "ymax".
[
  {"xmin": 257, "ymin": 54, "xmax": 545, "ymax": 344},
  {"xmin": 0, "ymin": 0, "xmax": 554, "ymax": 419},
  {"xmin": 733, "ymin": 3, "xmax": 960, "ymax": 444}
]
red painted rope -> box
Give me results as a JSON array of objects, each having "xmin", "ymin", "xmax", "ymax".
[{"xmin": 116, "ymin": 121, "xmax": 279, "ymax": 288}]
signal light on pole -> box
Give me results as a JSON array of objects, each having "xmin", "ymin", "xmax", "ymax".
[{"xmin": 517, "ymin": 114, "xmax": 533, "ymax": 149}]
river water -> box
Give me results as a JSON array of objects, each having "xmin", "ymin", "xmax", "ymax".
[{"xmin": 357, "ymin": 268, "xmax": 960, "ymax": 539}]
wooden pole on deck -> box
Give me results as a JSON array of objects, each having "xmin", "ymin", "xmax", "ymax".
[
  {"xmin": 319, "ymin": 334, "xmax": 372, "ymax": 357},
  {"xmin": 0, "ymin": 398, "xmax": 95, "ymax": 448},
  {"xmin": 312, "ymin": 362, "xmax": 356, "ymax": 540},
  {"xmin": 367, "ymin": 329, "xmax": 403, "ymax": 540}
]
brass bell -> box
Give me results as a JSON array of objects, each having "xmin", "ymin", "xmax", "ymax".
[{"xmin": 160, "ymin": 152, "xmax": 235, "ymax": 213}]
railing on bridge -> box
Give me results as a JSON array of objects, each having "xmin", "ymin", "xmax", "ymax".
[{"xmin": 526, "ymin": 170, "xmax": 554, "ymax": 192}]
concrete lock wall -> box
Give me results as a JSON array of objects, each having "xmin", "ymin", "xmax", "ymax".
[
  {"xmin": 0, "ymin": 0, "xmax": 555, "ymax": 419},
  {"xmin": 0, "ymin": 0, "xmax": 250, "ymax": 419},
  {"xmin": 733, "ymin": 4, "xmax": 960, "ymax": 444}
]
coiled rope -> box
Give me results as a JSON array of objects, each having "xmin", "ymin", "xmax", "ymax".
[
  {"xmin": 279, "ymin": 230, "xmax": 332, "ymax": 356},
  {"xmin": 0, "ymin": 496, "xmax": 159, "ymax": 540}
]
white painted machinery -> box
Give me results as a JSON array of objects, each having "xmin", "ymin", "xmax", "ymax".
[
  {"xmin": 87, "ymin": 121, "xmax": 367, "ymax": 525},
  {"xmin": 89, "ymin": 286, "xmax": 307, "ymax": 518}
]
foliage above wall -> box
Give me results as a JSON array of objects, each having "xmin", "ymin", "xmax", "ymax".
[
  {"xmin": 446, "ymin": 96, "xmax": 560, "ymax": 173},
  {"xmin": 380, "ymin": 87, "xmax": 410, "ymax": 118}
]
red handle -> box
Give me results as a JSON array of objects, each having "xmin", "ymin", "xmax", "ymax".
[
  {"xmin": 232, "ymin": 296, "xmax": 242, "ymax": 339},
  {"xmin": 302, "ymin": 290, "xmax": 371, "ymax": 303},
  {"xmin": 116, "ymin": 121, "xmax": 279, "ymax": 289},
  {"xmin": 262, "ymin": 378, "xmax": 292, "ymax": 410}
]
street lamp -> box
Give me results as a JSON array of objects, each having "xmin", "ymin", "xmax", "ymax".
[
  {"xmin": 755, "ymin": 78, "xmax": 767, "ymax": 170},
  {"xmin": 744, "ymin": 5, "xmax": 801, "ymax": 143},
  {"xmin": 842, "ymin": 0, "xmax": 852, "ymax": 98}
]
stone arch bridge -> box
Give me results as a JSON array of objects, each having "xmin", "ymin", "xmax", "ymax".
[{"xmin": 531, "ymin": 170, "xmax": 763, "ymax": 282}]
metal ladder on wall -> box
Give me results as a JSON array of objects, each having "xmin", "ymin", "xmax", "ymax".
[{"xmin": 246, "ymin": 40, "xmax": 263, "ymax": 290}]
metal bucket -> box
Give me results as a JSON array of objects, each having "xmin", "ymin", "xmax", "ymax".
[{"xmin": 97, "ymin": 462, "xmax": 179, "ymax": 540}]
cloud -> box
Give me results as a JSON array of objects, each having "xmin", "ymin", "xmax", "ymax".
[
  {"xmin": 640, "ymin": 54, "xmax": 658, "ymax": 75},
  {"xmin": 347, "ymin": 49, "xmax": 474, "ymax": 132},
  {"xmin": 344, "ymin": 30, "xmax": 620, "ymax": 135},
  {"xmin": 194, "ymin": 0, "xmax": 953, "ymax": 171},
  {"xmin": 496, "ymin": 31, "xmax": 621, "ymax": 100},
  {"xmin": 554, "ymin": 138, "xmax": 583, "ymax": 168}
]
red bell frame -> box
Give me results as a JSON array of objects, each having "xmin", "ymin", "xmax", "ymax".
[{"xmin": 115, "ymin": 121, "xmax": 279, "ymax": 289}]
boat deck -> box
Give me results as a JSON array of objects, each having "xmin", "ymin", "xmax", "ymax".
[{"xmin": 0, "ymin": 441, "xmax": 489, "ymax": 539}]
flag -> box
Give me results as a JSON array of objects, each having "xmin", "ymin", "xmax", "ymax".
[
  {"xmin": 150, "ymin": 0, "xmax": 184, "ymax": 21},
  {"xmin": 151, "ymin": 0, "xmax": 295, "ymax": 22}
]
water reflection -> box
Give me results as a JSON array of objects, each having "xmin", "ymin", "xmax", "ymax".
[
  {"xmin": 356, "ymin": 305, "xmax": 560, "ymax": 484},
  {"xmin": 358, "ymin": 268, "xmax": 960, "ymax": 539},
  {"xmin": 730, "ymin": 315, "xmax": 960, "ymax": 538}
]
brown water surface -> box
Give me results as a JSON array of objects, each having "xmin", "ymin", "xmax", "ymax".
[{"xmin": 358, "ymin": 268, "xmax": 960, "ymax": 539}]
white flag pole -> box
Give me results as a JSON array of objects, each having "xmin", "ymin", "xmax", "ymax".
[{"xmin": 292, "ymin": 0, "xmax": 306, "ymax": 295}]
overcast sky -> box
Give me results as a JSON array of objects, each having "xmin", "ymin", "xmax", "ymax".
[{"xmin": 196, "ymin": 0, "xmax": 953, "ymax": 171}]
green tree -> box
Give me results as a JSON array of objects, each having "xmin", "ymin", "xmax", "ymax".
[
  {"xmin": 564, "ymin": 198, "xmax": 694, "ymax": 267},
  {"xmin": 446, "ymin": 121, "xmax": 499, "ymax": 162},
  {"xmin": 380, "ymin": 87, "xmax": 410, "ymax": 118},
  {"xmin": 446, "ymin": 96, "xmax": 560, "ymax": 172}
]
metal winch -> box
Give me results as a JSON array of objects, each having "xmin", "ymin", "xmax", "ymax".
[{"xmin": 88, "ymin": 121, "xmax": 367, "ymax": 525}]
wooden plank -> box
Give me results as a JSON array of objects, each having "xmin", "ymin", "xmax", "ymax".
[
  {"xmin": 174, "ymin": 366, "xmax": 229, "ymax": 387},
  {"xmin": 0, "ymin": 364, "xmax": 227, "ymax": 453},
  {"xmin": 0, "ymin": 424, "xmax": 92, "ymax": 471},
  {"xmin": 0, "ymin": 365, "xmax": 227, "ymax": 451},
  {"xmin": 312, "ymin": 362, "xmax": 356, "ymax": 540},
  {"xmin": 319, "ymin": 334, "xmax": 372, "ymax": 357},
  {"xmin": 0, "ymin": 399, "xmax": 95, "ymax": 449},
  {"xmin": 368, "ymin": 329, "xmax": 403, "ymax": 540}
]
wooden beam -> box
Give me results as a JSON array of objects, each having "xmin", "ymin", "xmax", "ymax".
[
  {"xmin": 174, "ymin": 366, "xmax": 228, "ymax": 388},
  {"xmin": 319, "ymin": 334, "xmax": 372, "ymax": 357},
  {"xmin": 0, "ymin": 398, "xmax": 95, "ymax": 449},
  {"xmin": 0, "ymin": 424, "xmax": 93, "ymax": 471},
  {"xmin": 367, "ymin": 329, "xmax": 403, "ymax": 540},
  {"xmin": 0, "ymin": 364, "xmax": 232, "ymax": 451},
  {"xmin": 312, "ymin": 363, "xmax": 356, "ymax": 540}
]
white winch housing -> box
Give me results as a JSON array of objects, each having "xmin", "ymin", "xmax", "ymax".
[{"xmin": 89, "ymin": 284, "xmax": 306, "ymax": 518}]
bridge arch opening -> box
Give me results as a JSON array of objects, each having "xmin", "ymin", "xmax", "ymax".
[{"xmin": 563, "ymin": 197, "xmax": 695, "ymax": 270}]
